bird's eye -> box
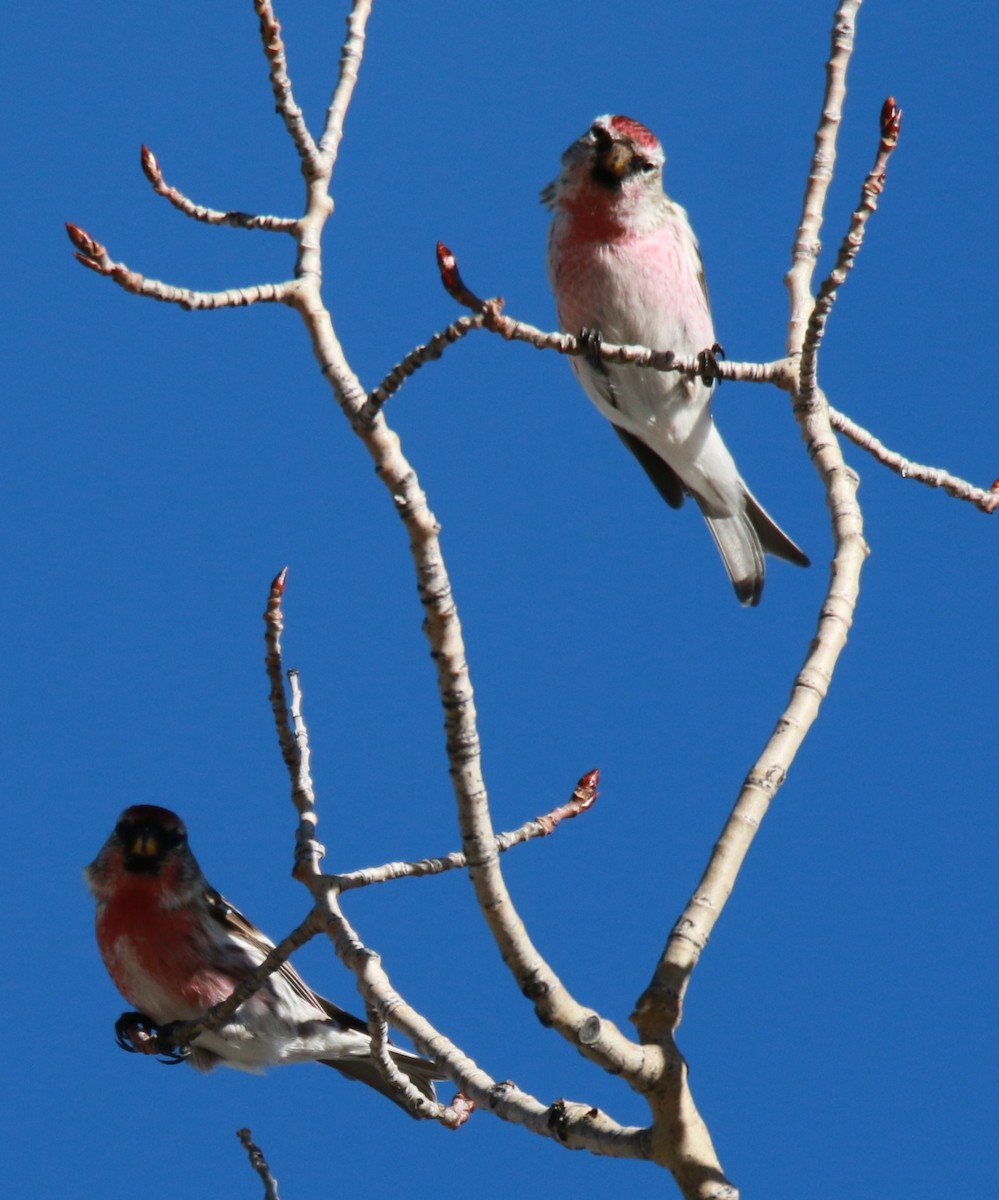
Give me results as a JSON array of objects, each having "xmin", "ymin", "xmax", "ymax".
[{"xmin": 634, "ymin": 157, "xmax": 655, "ymax": 173}]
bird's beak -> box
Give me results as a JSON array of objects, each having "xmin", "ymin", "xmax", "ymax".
[
  {"xmin": 599, "ymin": 141, "xmax": 633, "ymax": 179},
  {"xmin": 130, "ymin": 832, "xmax": 159, "ymax": 859}
]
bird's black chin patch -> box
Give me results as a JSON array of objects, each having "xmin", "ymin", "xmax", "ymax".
[{"xmin": 590, "ymin": 164, "xmax": 623, "ymax": 191}]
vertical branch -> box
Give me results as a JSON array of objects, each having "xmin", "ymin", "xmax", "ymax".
[
  {"xmin": 253, "ymin": 0, "xmax": 320, "ymax": 172},
  {"xmin": 263, "ymin": 569, "xmax": 324, "ymax": 878},
  {"xmin": 634, "ymin": 0, "xmax": 869, "ymax": 1045},
  {"xmin": 786, "ymin": 0, "xmax": 864, "ymax": 355},
  {"xmin": 318, "ymin": 0, "xmax": 373, "ymax": 169}
]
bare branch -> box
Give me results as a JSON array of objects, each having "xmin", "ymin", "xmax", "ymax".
[
  {"xmin": 318, "ymin": 0, "xmax": 373, "ymax": 171},
  {"xmin": 140, "ymin": 144, "xmax": 297, "ymax": 232},
  {"xmin": 263, "ymin": 568, "xmax": 300, "ymax": 779},
  {"xmin": 361, "ymin": 312, "xmax": 487, "ymax": 421},
  {"xmin": 287, "ymin": 282, "xmax": 652, "ymax": 1091},
  {"xmin": 786, "ymin": 0, "xmax": 864, "ymax": 355},
  {"xmin": 801, "ymin": 96, "xmax": 902, "ymax": 390},
  {"xmin": 253, "ymin": 0, "xmax": 320, "ymax": 172},
  {"xmin": 436, "ymin": 243, "xmax": 787, "ymax": 386},
  {"xmin": 64, "ymin": 223, "xmax": 293, "ymax": 310},
  {"xmin": 261, "ymin": 587, "xmax": 648, "ymax": 1142},
  {"xmin": 336, "ymin": 769, "xmax": 601, "ymax": 891},
  {"xmin": 237, "ymin": 1129, "xmax": 281, "ymax": 1200},
  {"xmin": 309, "ymin": 875, "xmax": 650, "ymax": 1149},
  {"xmin": 362, "ymin": 998, "xmax": 444, "ymax": 1119},
  {"xmin": 635, "ymin": 0, "xmax": 868, "ymax": 1043},
  {"xmin": 829, "ymin": 407, "xmax": 999, "ymax": 512},
  {"xmin": 262, "ymin": 570, "xmax": 325, "ymax": 879}
]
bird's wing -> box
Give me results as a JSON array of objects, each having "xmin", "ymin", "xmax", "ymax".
[
  {"xmin": 611, "ymin": 425, "xmax": 686, "ymax": 509},
  {"xmin": 202, "ymin": 886, "xmax": 371, "ymax": 1034}
]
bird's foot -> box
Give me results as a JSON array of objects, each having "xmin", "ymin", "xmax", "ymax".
[
  {"xmin": 114, "ymin": 1011, "xmax": 190, "ymax": 1065},
  {"xmin": 696, "ymin": 342, "xmax": 725, "ymax": 384},
  {"xmin": 578, "ymin": 327, "xmax": 606, "ymax": 370}
]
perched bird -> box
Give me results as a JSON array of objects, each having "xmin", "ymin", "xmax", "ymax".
[
  {"xmin": 543, "ymin": 114, "xmax": 808, "ymax": 605},
  {"xmin": 85, "ymin": 805, "xmax": 444, "ymax": 1116}
]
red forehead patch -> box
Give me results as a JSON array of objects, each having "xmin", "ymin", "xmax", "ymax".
[{"xmin": 607, "ymin": 115, "xmax": 660, "ymax": 151}]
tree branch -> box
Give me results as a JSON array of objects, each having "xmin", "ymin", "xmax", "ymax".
[
  {"xmin": 335, "ymin": 769, "xmax": 600, "ymax": 890},
  {"xmin": 64, "ymin": 223, "xmax": 292, "ymax": 310},
  {"xmin": 318, "ymin": 0, "xmax": 373, "ymax": 172},
  {"xmin": 435, "ymin": 243, "xmax": 785, "ymax": 386},
  {"xmin": 786, "ymin": 0, "xmax": 864, "ymax": 356},
  {"xmin": 253, "ymin": 0, "xmax": 320, "ymax": 173},
  {"xmin": 139, "ymin": 144, "xmax": 297, "ymax": 232},
  {"xmin": 828, "ymin": 407, "xmax": 999, "ymax": 511},
  {"xmin": 801, "ymin": 96, "xmax": 902, "ymax": 392},
  {"xmin": 237, "ymin": 1129, "xmax": 281, "ymax": 1200}
]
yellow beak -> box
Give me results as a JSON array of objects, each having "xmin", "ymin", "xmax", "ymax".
[
  {"xmin": 601, "ymin": 142, "xmax": 632, "ymax": 178},
  {"xmin": 131, "ymin": 832, "xmax": 159, "ymax": 858}
]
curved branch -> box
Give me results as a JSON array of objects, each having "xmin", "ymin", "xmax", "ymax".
[
  {"xmin": 634, "ymin": 0, "xmax": 867, "ymax": 1044},
  {"xmin": 65, "ymin": 224, "xmax": 293, "ymax": 310},
  {"xmin": 139, "ymin": 144, "xmax": 297, "ymax": 232},
  {"xmin": 310, "ymin": 875, "xmax": 650, "ymax": 1151},
  {"xmin": 362, "ymin": 312, "xmax": 487, "ymax": 420},
  {"xmin": 292, "ymin": 280, "xmax": 650, "ymax": 1084}
]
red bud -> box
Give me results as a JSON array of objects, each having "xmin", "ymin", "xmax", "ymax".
[
  {"xmin": 140, "ymin": 144, "xmax": 161, "ymax": 184},
  {"xmin": 880, "ymin": 96, "xmax": 902, "ymax": 140}
]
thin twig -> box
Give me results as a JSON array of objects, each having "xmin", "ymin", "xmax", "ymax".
[
  {"xmin": 361, "ymin": 313, "xmax": 487, "ymax": 420},
  {"xmin": 829, "ymin": 407, "xmax": 999, "ymax": 512},
  {"xmin": 319, "ymin": 0, "xmax": 373, "ymax": 171},
  {"xmin": 262, "ymin": 570, "xmax": 324, "ymax": 879},
  {"xmin": 786, "ymin": 0, "xmax": 865, "ymax": 355},
  {"xmin": 253, "ymin": 0, "xmax": 320, "ymax": 172},
  {"xmin": 65, "ymin": 223, "xmax": 292, "ymax": 310},
  {"xmin": 139, "ymin": 145, "xmax": 297, "ymax": 232},
  {"xmin": 237, "ymin": 1129, "xmax": 281, "ymax": 1200},
  {"xmin": 436, "ymin": 243, "xmax": 785, "ymax": 386},
  {"xmin": 159, "ymin": 911, "xmax": 324, "ymax": 1050},
  {"xmin": 801, "ymin": 96, "xmax": 902, "ymax": 391},
  {"xmin": 336, "ymin": 769, "xmax": 600, "ymax": 890}
]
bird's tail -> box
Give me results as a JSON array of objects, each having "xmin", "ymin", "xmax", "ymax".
[
  {"xmin": 700, "ymin": 486, "xmax": 809, "ymax": 606},
  {"xmin": 322, "ymin": 1047, "xmax": 447, "ymax": 1117}
]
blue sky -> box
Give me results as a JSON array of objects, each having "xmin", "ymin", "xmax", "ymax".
[{"xmin": 4, "ymin": 2, "xmax": 996, "ymax": 1197}]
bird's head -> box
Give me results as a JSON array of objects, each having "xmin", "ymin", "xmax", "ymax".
[{"xmin": 541, "ymin": 114, "xmax": 666, "ymax": 221}]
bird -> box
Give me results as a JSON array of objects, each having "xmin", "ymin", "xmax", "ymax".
[
  {"xmin": 543, "ymin": 113, "xmax": 808, "ymax": 605},
  {"xmin": 85, "ymin": 804, "xmax": 445, "ymax": 1116}
]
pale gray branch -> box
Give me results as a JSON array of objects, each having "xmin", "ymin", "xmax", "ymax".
[
  {"xmin": 829, "ymin": 407, "xmax": 999, "ymax": 512},
  {"xmin": 253, "ymin": 0, "xmax": 320, "ymax": 171},
  {"xmin": 319, "ymin": 0, "xmax": 373, "ymax": 171},
  {"xmin": 139, "ymin": 145, "xmax": 297, "ymax": 232},
  {"xmin": 786, "ymin": 0, "xmax": 864, "ymax": 355},
  {"xmin": 335, "ymin": 770, "xmax": 600, "ymax": 890}
]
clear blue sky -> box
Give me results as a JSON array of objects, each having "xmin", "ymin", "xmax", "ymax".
[{"xmin": 4, "ymin": 3, "xmax": 996, "ymax": 1197}]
